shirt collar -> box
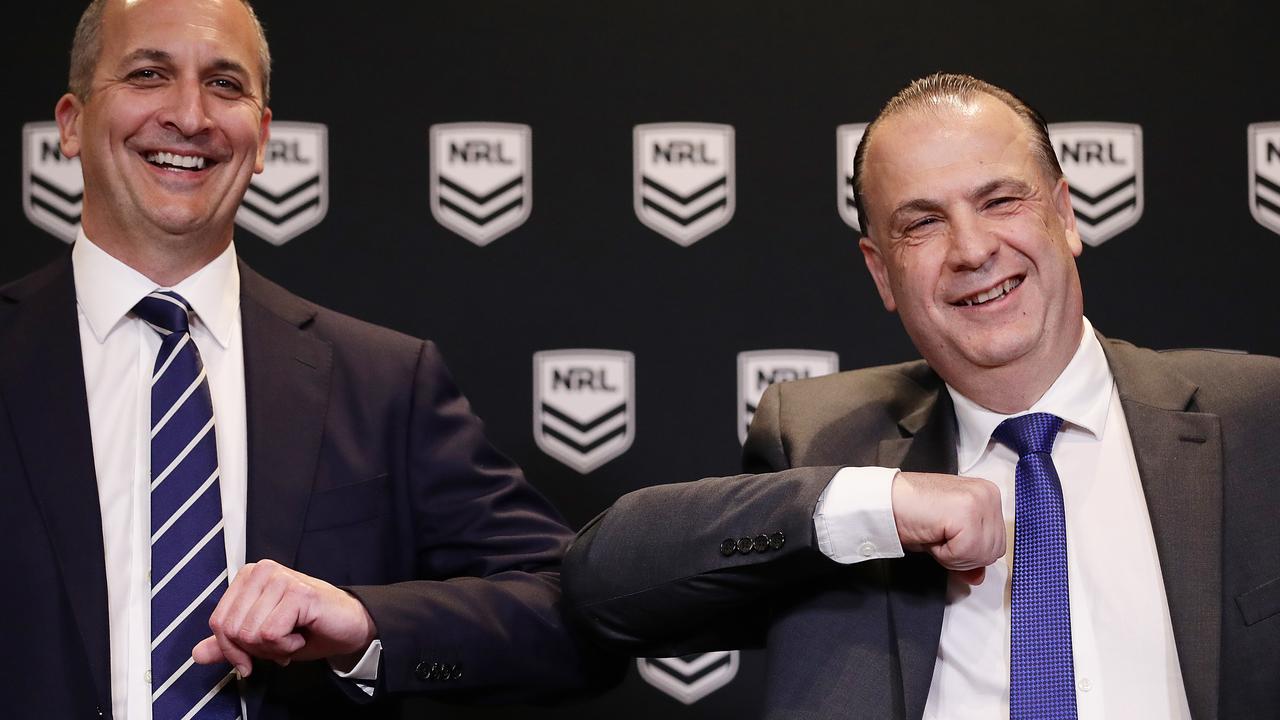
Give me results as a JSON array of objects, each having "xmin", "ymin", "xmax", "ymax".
[
  {"xmin": 71, "ymin": 228, "xmax": 240, "ymax": 348},
  {"xmin": 947, "ymin": 317, "xmax": 1114, "ymax": 473}
]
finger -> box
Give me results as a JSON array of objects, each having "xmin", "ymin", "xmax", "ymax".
[
  {"xmin": 258, "ymin": 590, "xmax": 309, "ymax": 657},
  {"xmin": 236, "ymin": 571, "xmax": 291, "ymax": 651},
  {"xmin": 220, "ymin": 562, "xmax": 277, "ymax": 646},
  {"xmin": 214, "ymin": 634, "xmax": 255, "ymax": 678},
  {"xmin": 192, "ymin": 635, "xmax": 225, "ymax": 664}
]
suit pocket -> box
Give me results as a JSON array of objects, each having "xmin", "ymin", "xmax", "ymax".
[
  {"xmin": 303, "ymin": 474, "xmax": 388, "ymax": 532},
  {"xmin": 1236, "ymin": 576, "xmax": 1280, "ymax": 626}
]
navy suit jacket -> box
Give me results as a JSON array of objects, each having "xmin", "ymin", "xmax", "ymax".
[
  {"xmin": 0, "ymin": 254, "xmax": 613, "ymax": 718},
  {"xmin": 566, "ymin": 338, "xmax": 1280, "ymax": 719}
]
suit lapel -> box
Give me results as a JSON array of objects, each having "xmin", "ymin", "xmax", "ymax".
[
  {"xmin": 1103, "ymin": 339, "xmax": 1221, "ymax": 720},
  {"xmin": 238, "ymin": 262, "xmax": 331, "ymax": 566},
  {"xmin": 0, "ymin": 257, "xmax": 112, "ymax": 711},
  {"xmin": 237, "ymin": 263, "xmax": 332, "ymax": 717},
  {"xmin": 878, "ymin": 384, "xmax": 954, "ymax": 720}
]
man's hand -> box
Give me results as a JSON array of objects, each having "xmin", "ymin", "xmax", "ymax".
[
  {"xmin": 192, "ymin": 559, "xmax": 377, "ymax": 677},
  {"xmin": 891, "ymin": 471, "xmax": 1005, "ymax": 585}
]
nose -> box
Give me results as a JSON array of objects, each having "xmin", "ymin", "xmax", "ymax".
[
  {"xmin": 945, "ymin": 212, "xmax": 1000, "ymax": 271},
  {"xmin": 157, "ymin": 78, "xmax": 214, "ymax": 138}
]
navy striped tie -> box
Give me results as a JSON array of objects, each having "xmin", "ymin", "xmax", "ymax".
[
  {"xmin": 994, "ymin": 412, "xmax": 1078, "ymax": 720},
  {"xmin": 135, "ymin": 291, "xmax": 240, "ymax": 720}
]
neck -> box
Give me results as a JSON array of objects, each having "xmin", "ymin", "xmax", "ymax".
[
  {"xmin": 82, "ymin": 221, "xmax": 231, "ymax": 287},
  {"xmin": 942, "ymin": 322, "xmax": 1085, "ymax": 415}
]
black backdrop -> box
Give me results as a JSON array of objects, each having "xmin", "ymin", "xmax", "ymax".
[{"xmin": 7, "ymin": 1, "xmax": 1280, "ymax": 717}]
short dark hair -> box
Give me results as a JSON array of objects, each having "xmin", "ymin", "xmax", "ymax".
[
  {"xmin": 852, "ymin": 72, "xmax": 1062, "ymax": 235},
  {"xmin": 68, "ymin": 0, "xmax": 272, "ymax": 103}
]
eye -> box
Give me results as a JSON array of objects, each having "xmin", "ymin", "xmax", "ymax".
[
  {"xmin": 985, "ymin": 196, "xmax": 1018, "ymax": 210},
  {"xmin": 208, "ymin": 77, "xmax": 245, "ymax": 96},
  {"xmin": 127, "ymin": 68, "xmax": 164, "ymax": 83},
  {"xmin": 905, "ymin": 216, "xmax": 939, "ymax": 232}
]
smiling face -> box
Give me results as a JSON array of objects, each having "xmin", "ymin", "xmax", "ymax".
[
  {"xmin": 55, "ymin": 0, "xmax": 270, "ymax": 261},
  {"xmin": 858, "ymin": 94, "xmax": 1084, "ymax": 410}
]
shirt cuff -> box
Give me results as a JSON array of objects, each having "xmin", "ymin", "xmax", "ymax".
[
  {"xmin": 330, "ymin": 639, "xmax": 382, "ymax": 697},
  {"xmin": 813, "ymin": 466, "xmax": 905, "ymax": 564}
]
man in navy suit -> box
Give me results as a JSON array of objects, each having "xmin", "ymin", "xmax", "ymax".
[{"xmin": 0, "ymin": 0, "xmax": 614, "ymax": 717}]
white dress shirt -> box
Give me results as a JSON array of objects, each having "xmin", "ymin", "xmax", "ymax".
[
  {"xmin": 814, "ymin": 318, "xmax": 1193, "ymax": 719},
  {"xmin": 73, "ymin": 232, "xmax": 378, "ymax": 719}
]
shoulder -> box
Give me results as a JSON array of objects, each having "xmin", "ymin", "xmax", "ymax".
[
  {"xmin": 769, "ymin": 359, "xmax": 941, "ymax": 420},
  {"xmin": 1104, "ymin": 336, "xmax": 1280, "ymax": 414},
  {"xmin": 238, "ymin": 261, "xmax": 432, "ymax": 372}
]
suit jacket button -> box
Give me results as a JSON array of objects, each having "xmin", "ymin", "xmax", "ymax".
[
  {"xmin": 449, "ymin": 663, "xmax": 462, "ymax": 680},
  {"xmin": 736, "ymin": 537, "xmax": 754, "ymax": 554},
  {"xmin": 768, "ymin": 531, "xmax": 785, "ymax": 550},
  {"xmin": 414, "ymin": 660, "xmax": 432, "ymax": 681},
  {"xmin": 720, "ymin": 538, "xmax": 737, "ymax": 556},
  {"xmin": 752, "ymin": 534, "xmax": 770, "ymax": 552}
]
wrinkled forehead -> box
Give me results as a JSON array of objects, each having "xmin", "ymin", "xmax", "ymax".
[
  {"xmin": 863, "ymin": 98, "xmax": 1042, "ymax": 204},
  {"xmin": 99, "ymin": 0, "xmax": 261, "ymax": 74}
]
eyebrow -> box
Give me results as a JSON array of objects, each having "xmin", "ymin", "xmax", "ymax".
[
  {"xmin": 117, "ymin": 48, "xmax": 251, "ymax": 79},
  {"xmin": 887, "ymin": 176, "xmax": 1035, "ymax": 227}
]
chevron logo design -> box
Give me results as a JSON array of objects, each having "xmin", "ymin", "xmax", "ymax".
[
  {"xmin": 234, "ymin": 121, "xmax": 328, "ymax": 246},
  {"xmin": 637, "ymin": 651, "xmax": 739, "ymax": 705},
  {"xmin": 836, "ymin": 123, "xmax": 868, "ymax": 233},
  {"xmin": 1248, "ymin": 122, "xmax": 1280, "ymax": 237},
  {"xmin": 1049, "ymin": 122, "xmax": 1144, "ymax": 246},
  {"xmin": 737, "ymin": 350, "xmax": 839, "ymax": 444},
  {"xmin": 430, "ymin": 122, "xmax": 531, "ymax": 246},
  {"xmin": 533, "ymin": 350, "xmax": 634, "ymax": 474},
  {"xmin": 22, "ymin": 122, "xmax": 83, "ymax": 243},
  {"xmin": 634, "ymin": 123, "xmax": 735, "ymax": 246}
]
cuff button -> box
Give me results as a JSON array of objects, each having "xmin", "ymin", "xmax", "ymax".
[
  {"xmin": 768, "ymin": 531, "xmax": 786, "ymax": 550},
  {"xmin": 736, "ymin": 537, "xmax": 754, "ymax": 554},
  {"xmin": 720, "ymin": 538, "xmax": 737, "ymax": 556}
]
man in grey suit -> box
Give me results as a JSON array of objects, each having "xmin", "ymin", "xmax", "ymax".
[{"xmin": 563, "ymin": 73, "xmax": 1280, "ymax": 719}]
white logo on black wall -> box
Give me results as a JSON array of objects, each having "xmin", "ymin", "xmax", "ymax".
[
  {"xmin": 634, "ymin": 123, "xmax": 735, "ymax": 246},
  {"xmin": 22, "ymin": 122, "xmax": 82, "ymax": 243},
  {"xmin": 235, "ymin": 121, "xmax": 328, "ymax": 245},
  {"xmin": 533, "ymin": 350, "xmax": 634, "ymax": 474},
  {"xmin": 1248, "ymin": 122, "xmax": 1280, "ymax": 237},
  {"xmin": 637, "ymin": 652, "xmax": 739, "ymax": 705},
  {"xmin": 738, "ymin": 350, "xmax": 839, "ymax": 444},
  {"xmin": 836, "ymin": 123, "xmax": 868, "ymax": 233},
  {"xmin": 430, "ymin": 123, "xmax": 531, "ymax": 246},
  {"xmin": 1049, "ymin": 122, "xmax": 1143, "ymax": 246}
]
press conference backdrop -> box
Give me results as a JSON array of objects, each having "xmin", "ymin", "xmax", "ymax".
[{"xmin": 7, "ymin": 0, "xmax": 1280, "ymax": 717}]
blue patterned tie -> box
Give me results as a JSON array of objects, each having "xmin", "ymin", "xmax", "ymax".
[
  {"xmin": 993, "ymin": 412, "xmax": 1078, "ymax": 720},
  {"xmin": 135, "ymin": 291, "xmax": 240, "ymax": 719}
]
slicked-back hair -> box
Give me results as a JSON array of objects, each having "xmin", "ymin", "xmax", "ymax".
[
  {"xmin": 68, "ymin": 0, "xmax": 272, "ymax": 104},
  {"xmin": 852, "ymin": 72, "xmax": 1063, "ymax": 236}
]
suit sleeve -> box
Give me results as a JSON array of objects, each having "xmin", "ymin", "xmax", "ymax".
[
  {"xmin": 344, "ymin": 341, "xmax": 623, "ymax": 701},
  {"xmin": 562, "ymin": 383, "xmax": 844, "ymax": 656}
]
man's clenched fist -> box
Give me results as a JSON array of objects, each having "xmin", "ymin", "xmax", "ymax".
[
  {"xmin": 192, "ymin": 559, "xmax": 378, "ymax": 677},
  {"xmin": 891, "ymin": 471, "xmax": 1005, "ymax": 585}
]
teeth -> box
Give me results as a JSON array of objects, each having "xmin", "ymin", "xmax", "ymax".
[
  {"xmin": 145, "ymin": 152, "xmax": 207, "ymax": 170},
  {"xmin": 962, "ymin": 277, "xmax": 1021, "ymax": 306}
]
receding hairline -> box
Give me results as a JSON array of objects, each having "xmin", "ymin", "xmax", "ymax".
[
  {"xmin": 67, "ymin": 0, "xmax": 272, "ymax": 103},
  {"xmin": 852, "ymin": 73, "xmax": 1063, "ymax": 237}
]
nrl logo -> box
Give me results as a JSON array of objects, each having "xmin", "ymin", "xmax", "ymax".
[
  {"xmin": 1049, "ymin": 122, "xmax": 1144, "ymax": 246},
  {"xmin": 634, "ymin": 123, "xmax": 735, "ymax": 246},
  {"xmin": 738, "ymin": 350, "xmax": 839, "ymax": 444},
  {"xmin": 430, "ymin": 122, "xmax": 532, "ymax": 246},
  {"xmin": 235, "ymin": 121, "xmax": 328, "ymax": 246},
  {"xmin": 637, "ymin": 652, "xmax": 739, "ymax": 705},
  {"xmin": 533, "ymin": 350, "xmax": 634, "ymax": 474},
  {"xmin": 1248, "ymin": 122, "xmax": 1280, "ymax": 237},
  {"xmin": 836, "ymin": 123, "xmax": 868, "ymax": 233},
  {"xmin": 22, "ymin": 122, "xmax": 83, "ymax": 243}
]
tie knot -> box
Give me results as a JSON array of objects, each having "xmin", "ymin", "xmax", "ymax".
[
  {"xmin": 133, "ymin": 291, "xmax": 193, "ymax": 336},
  {"xmin": 993, "ymin": 412, "xmax": 1063, "ymax": 457}
]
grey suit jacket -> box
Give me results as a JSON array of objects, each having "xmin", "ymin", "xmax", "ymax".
[{"xmin": 564, "ymin": 337, "xmax": 1280, "ymax": 720}]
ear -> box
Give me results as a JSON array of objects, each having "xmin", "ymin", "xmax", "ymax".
[
  {"xmin": 254, "ymin": 107, "xmax": 272, "ymax": 174},
  {"xmin": 1052, "ymin": 176, "xmax": 1083, "ymax": 257},
  {"xmin": 859, "ymin": 235, "xmax": 898, "ymax": 312},
  {"xmin": 54, "ymin": 93, "xmax": 84, "ymax": 159}
]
